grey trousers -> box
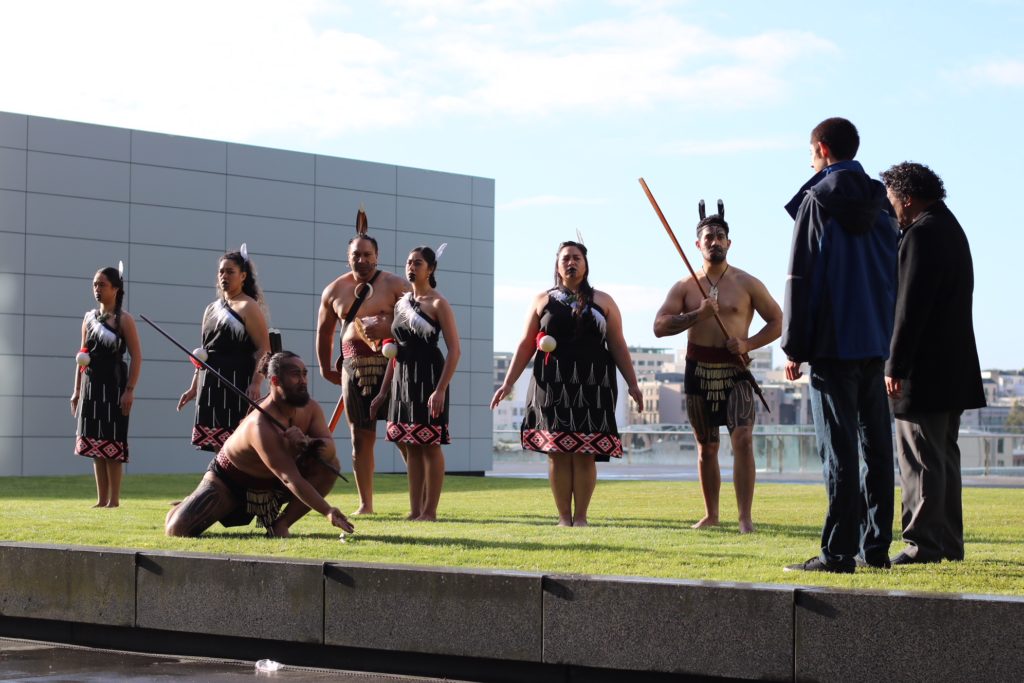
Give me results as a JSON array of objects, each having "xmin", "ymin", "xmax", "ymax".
[{"xmin": 895, "ymin": 411, "xmax": 964, "ymax": 561}]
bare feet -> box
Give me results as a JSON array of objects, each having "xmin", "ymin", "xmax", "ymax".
[
  {"xmin": 351, "ymin": 504, "xmax": 374, "ymax": 516},
  {"xmin": 271, "ymin": 519, "xmax": 291, "ymax": 538},
  {"xmin": 414, "ymin": 514, "xmax": 437, "ymax": 522},
  {"xmin": 105, "ymin": 503, "xmax": 120, "ymax": 508},
  {"xmin": 572, "ymin": 517, "xmax": 589, "ymax": 527},
  {"xmin": 738, "ymin": 519, "xmax": 756, "ymax": 534},
  {"xmin": 691, "ymin": 515, "xmax": 720, "ymax": 529},
  {"xmin": 557, "ymin": 515, "xmax": 573, "ymax": 527},
  {"xmin": 92, "ymin": 502, "xmax": 107, "ymax": 508},
  {"xmin": 405, "ymin": 513, "xmax": 419, "ymax": 521}
]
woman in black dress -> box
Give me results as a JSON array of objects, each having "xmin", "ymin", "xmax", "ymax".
[
  {"xmin": 371, "ymin": 246, "xmax": 460, "ymax": 521},
  {"xmin": 490, "ymin": 241, "xmax": 642, "ymax": 526},
  {"xmin": 177, "ymin": 249, "xmax": 270, "ymax": 452},
  {"xmin": 71, "ymin": 265, "xmax": 142, "ymax": 507}
]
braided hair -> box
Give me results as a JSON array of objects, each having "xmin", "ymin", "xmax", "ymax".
[
  {"xmin": 96, "ymin": 266, "xmax": 125, "ymax": 330},
  {"xmin": 553, "ymin": 241, "xmax": 594, "ymax": 323}
]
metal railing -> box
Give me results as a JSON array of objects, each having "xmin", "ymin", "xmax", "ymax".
[{"xmin": 493, "ymin": 427, "xmax": 1024, "ymax": 476}]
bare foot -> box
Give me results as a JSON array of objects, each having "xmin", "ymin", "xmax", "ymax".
[
  {"xmin": 738, "ymin": 519, "xmax": 756, "ymax": 534},
  {"xmin": 92, "ymin": 502, "xmax": 107, "ymax": 508},
  {"xmin": 351, "ymin": 505, "xmax": 374, "ymax": 516},
  {"xmin": 572, "ymin": 517, "xmax": 589, "ymax": 527},
  {"xmin": 405, "ymin": 512, "xmax": 420, "ymax": 521},
  {"xmin": 414, "ymin": 514, "xmax": 437, "ymax": 522},
  {"xmin": 271, "ymin": 519, "xmax": 291, "ymax": 538},
  {"xmin": 691, "ymin": 516, "xmax": 720, "ymax": 529},
  {"xmin": 105, "ymin": 502, "xmax": 120, "ymax": 508}
]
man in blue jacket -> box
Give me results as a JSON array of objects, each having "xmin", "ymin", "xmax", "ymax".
[{"xmin": 781, "ymin": 117, "xmax": 899, "ymax": 573}]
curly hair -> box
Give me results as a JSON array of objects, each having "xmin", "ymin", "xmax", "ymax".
[
  {"xmin": 879, "ymin": 162, "xmax": 947, "ymax": 203},
  {"xmin": 810, "ymin": 117, "xmax": 860, "ymax": 161},
  {"xmin": 219, "ymin": 251, "xmax": 263, "ymax": 303}
]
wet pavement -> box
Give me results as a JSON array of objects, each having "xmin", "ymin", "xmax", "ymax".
[{"xmin": 0, "ymin": 639, "xmax": 473, "ymax": 682}]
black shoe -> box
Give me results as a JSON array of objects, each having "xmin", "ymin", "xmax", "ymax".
[
  {"xmin": 890, "ymin": 551, "xmax": 941, "ymax": 566},
  {"xmin": 784, "ymin": 557, "xmax": 854, "ymax": 574},
  {"xmin": 855, "ymin": 556, "xmax": 891, "ymax": 569}
]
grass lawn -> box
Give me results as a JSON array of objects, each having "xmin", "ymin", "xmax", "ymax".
[{"xmin": 1, "ymin": 473, "xmax": 1021, "ymax": 596}]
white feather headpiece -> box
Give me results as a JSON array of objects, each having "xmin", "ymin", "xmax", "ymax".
[{"xmin": 239, "ymin": 243, "xmax": 249, "ymax": 262}]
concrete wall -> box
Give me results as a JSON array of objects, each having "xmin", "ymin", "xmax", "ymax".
[
  {"xmin": 2, "ymin": 543, "xmax": 1022, "ymax": 681},
  {"xmin": 0, "ymin": 111, "xmax": 495, "ymax": 476}
]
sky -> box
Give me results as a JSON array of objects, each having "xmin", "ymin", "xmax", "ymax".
[{"xmin": 3, "ymin": 0, "xmax": 1022, "ymax": 369}]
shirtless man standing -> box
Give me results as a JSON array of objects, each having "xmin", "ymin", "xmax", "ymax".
[
  {"xmin": 317, "ymin": 222, "xmax": 409, "ymax": 515},
  {"xmin": 653, "ymin": 204, "xmax": 781, "ymax": 533},
  {"xmin": 165, "ymin": 351, "xmax": 354, "ymax": 538}
]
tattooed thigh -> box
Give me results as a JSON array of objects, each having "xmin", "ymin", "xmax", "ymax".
[
  {"xmin": 170, "ymin": 474, "xmax": 238, "ymax": 537},
  {"xmin": 686, "ymin": 394, "xmax": 720, "ymax": 445},
  {"xmin": 726, "ymin": 381, "xmax": 755, "ymax": 433}
]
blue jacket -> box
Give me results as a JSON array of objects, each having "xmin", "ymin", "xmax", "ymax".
[{"xmin": 781, "ymin": 160, "xmax": 898, "ymax": 363}]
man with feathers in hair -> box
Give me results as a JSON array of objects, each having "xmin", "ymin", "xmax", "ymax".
[{"xmin": 654, "ymin": 201, "xmax": 782, "ymax": 534}]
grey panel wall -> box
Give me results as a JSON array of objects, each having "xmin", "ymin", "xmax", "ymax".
[{"xmin": 0, "ymin": 111, "xmax": 495, "ymax": 476}]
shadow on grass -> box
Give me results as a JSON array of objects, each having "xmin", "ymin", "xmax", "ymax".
[
  {"xmin": 435, "ymin": 514, "xmax": 572, "ymax": 527},
  {"xmin": 297, "ymin": 532, "xmax": 638, "ymax": 554}
]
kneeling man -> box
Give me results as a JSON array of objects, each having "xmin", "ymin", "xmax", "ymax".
[{"xmin": 166, "ymin": 351, "xmax": 354, "ymax": 538}]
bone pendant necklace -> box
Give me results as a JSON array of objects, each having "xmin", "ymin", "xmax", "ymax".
[{"xmin": 703, "ymin": 265, "xmax": 729, "ymax": 302}]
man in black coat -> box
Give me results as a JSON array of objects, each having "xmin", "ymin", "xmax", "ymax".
[{"xmin": 881, "ymin": 162, "xmax": 986, "ymax": 565}]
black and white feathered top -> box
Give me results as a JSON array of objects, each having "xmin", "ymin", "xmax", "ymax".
[{"xmin": 201, "ymin": 299, "xmax": 256, "ymax": 368}]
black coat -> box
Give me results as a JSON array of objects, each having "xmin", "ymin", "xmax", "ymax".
[{"xmin": 885, "ymin": 201, "xmax": 986, "ymax": 415}]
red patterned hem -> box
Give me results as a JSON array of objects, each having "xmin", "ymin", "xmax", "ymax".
[
  {"xmin": 192, "ymin": 425, "xmax": 233, "ymax": 452},
  {"xmin": 386, "ymin": 422, "xmax": 451, "ymax": 446},
  {"xmin": 521, "ymin": 429, "xmax": 622, "ymax": 457},
  {"xmin": 76, "ymin": 436, "xmax": 129, "ymax": 462}
]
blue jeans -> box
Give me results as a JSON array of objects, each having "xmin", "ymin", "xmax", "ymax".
[{"xmin": 808, "ymin": 358, "xmax": 894, "ymax": 568}]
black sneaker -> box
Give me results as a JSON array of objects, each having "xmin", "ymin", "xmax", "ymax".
[
  {"xmin": 890, "ymin": 551, "xmax": 941, "ymax": 566},
  {"xmin": 784, "ymin": 557, "xmax": 855, "ymax": 574},
  {"xmin": 855, "ymin": 556, "xmax": 892, "ymax": 569}
]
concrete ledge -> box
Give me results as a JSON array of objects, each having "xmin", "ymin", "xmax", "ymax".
[
  {"xmin": 3, "ymin": 542, "xmax": 1024, "ymax": 681},
  {"xmin": 135, "ymin": 551, "xmax": 324, "ymax": 644},
  {"xmin": 795, "ymin": 588, "xmax": 1024, "ymax": 681},
  {"xmin": 543, "ymin": 574, "xmax": 794, "ymax": 680},
  {"xmin": 0, "ymin": 542, "xmax": 135, "ymax": 627},
  {"xmin": 324, "ymin": 562, "xmax": 543, "ymax": 661}
]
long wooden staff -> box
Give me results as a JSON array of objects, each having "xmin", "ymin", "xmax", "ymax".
[
  {"xmin": 637, "ymin": 178, "xmax": 771, "ymax": 413},
  {"xmin": 139, "ymin": 314, "xmax": 349, "ymax": 482}
]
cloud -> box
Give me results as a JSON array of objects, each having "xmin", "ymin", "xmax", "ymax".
[
  {"xmin": 494, "ymin": 284, "xmax": 541, "ymax": 303},
  {"xmin": 429, "ymin": 19, "xmax": 836, "ymax": 117},
  {"xmin": 498, "ymin": 195, "xmax": 608, "ymax": 210},
  {"xmin": 661, "ymin": 137, "xmax": 792, "ymax": 156},
  {"xmin": 946, "ymin": 59, "xmax": 1024, "ymax": 87},
  {"xmin": 0, "ymin": 2, "xmax": 837, "ymax": 140},
  {"xmin": 0, "ymin": 1, "xmax": 418, "ymax": 141},
  {"xmin": 598, "ymin": 282, "xmax": 668, "ymax": 316}
]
